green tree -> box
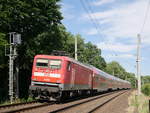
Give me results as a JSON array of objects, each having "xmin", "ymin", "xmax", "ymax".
[
  {"xmin": 125, "ymin": 72, "xmax": 136, "ymax": 88},
  {"xmin": 0, "ymin": 33, "xmax": 7, "ymax": 68},
  {"xmin": 63, "ymin": 34, "xmax": 106, "ymax": 70},
  {"xmin": 106, "ymin": 61, "xmax": 126, "ymax": 79},
  {"xmin": 106, "ymin": 61, "xmax": 136, "ymax": 88},
  {"xmin": 0, "ymin": 33, "xmax": 8, "ymax": 101},
  {"xmin": 141, "ymin": 76, "xmax": 150, "ymax": 85},
  {"xmin": 79, "ymin": 42, "xmax": 106, "ymax": 70},
  {"xmin": 0, "ymin": 0, "xmax": 65, "ymax": 99},
  {"xmin": 142, "ymin": 83, "xmax": 150, "ymax": 96},
  {"xmin": 63, "ymin": 33, "xmax": 85, "ymax": 58}
]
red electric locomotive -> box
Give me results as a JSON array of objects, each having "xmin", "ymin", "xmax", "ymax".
[
  {"xmin": 30, "ymin": 55, "xmax": 93, "ymax": 100},
  {"xmin": 30, "ymin": 55, "xmax": 131, "ymax": 101}
]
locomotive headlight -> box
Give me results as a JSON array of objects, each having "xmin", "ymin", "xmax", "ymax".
[
  {"xmin": 34, "ymin": 72, "xmax": 44, "ymax": 76},
  {"xmin": 56, "ymin": 80, "xmax": 61, "ymax": 83},
  {"xmin": 31, "ymin": 81, "xmax": 34, "ymax": 86},
  {"xmin": 32, "ymin": 78, "xmax": 37, "ymax": 81}
]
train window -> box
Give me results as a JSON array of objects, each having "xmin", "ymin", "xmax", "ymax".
[
  {"xmin": 67, "ymin": 62, "xmax": 71, "ymax": 71},
  {"xmin": 49, "ymin": 60, "xmax": 61, "ymax": 69},
  {"xmin": 36, "ymin": 59, "xmax": 48, "ymax": 67}
]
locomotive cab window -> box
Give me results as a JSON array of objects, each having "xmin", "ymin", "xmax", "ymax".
[
  {"xmin": 36, "ymin": 59, "xmax": 48, "ymax": 67},
  {"xmin": 67, "ymin": 61, "xmax": 71, "ymax": 71},
  {"xmin": 49, "ymin": 60, "xmax": 61, "ymax": 69}
]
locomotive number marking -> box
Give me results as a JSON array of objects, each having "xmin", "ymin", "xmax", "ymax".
[
  {"xmin": 49, "ymin": 73, "xmax": 61, "ymax": 78},
  {"xmin": 34, "ymin": 72, "xmax": 44, "ymax": 76}
]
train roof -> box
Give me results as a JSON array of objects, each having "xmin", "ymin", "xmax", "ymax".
[
  {"xmin": 91, "ymin": 65, "xmax": 129, "ymax": 83},
  {"xmin": 35, "ymin": 55, "xmax": 93, "ymax": 70},
  {"xmin": 35, "ymin": 55, "xmax": 130, "ymax": 84}
]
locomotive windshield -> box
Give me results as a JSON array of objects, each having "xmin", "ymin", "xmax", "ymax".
[
  {"xmin": 36, "ymin": 58, "xmax": 61, "ymax": 69},
  {"xmin": 36, "ymin": 59, "xmax": 48, "ymax": 67},
  {"xmin": 49, "ymin": 60, "xmax": 61, "ymax": 69}
]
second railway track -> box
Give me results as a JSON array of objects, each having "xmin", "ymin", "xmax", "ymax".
[
  {"xmin": 0, "ymin": 101, "xmax": 55, "ymax": 113},
  {"xmin": 23, "ymin": 90, "xmax": 129, "ymax": 113},
  {"xmin": 48, "ymin": 90, "xmax": 129, "ymax": 113}
]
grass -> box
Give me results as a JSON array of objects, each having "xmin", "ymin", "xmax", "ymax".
[
  {"xmin": 0, "ymin": 97, "xmax": 34, "ymax": 105},
  {"xmin": 127, "ymin": 90, "xmax": 149, "ymax": 113}
]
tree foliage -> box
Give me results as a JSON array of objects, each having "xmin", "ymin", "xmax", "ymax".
[
  {"xmin": 62, "ymin": 33, "xmax": 106, "ymax": 70},
  {"xmin": 106, "ymin": 61, "xmax": 126, "ymax": 79},
  {"xmin": 141, "ymin": 76, "xmax": 150, "ymax": 85},
  {"xmin": 0, "ymin": 33, "xmax": 7, "ymax": 68},
  {"xmin": 0, "ymin": 0, "xmax": 65, "ymax": 99},
  {"xmin": 125, "ymin": 72, "xmax": 136, "ymax": 88},
  {"xmin": 79, "ymin": 42, "xmax": 106, "ymax": 70},
  {"xmin": 0, "ymin": 0, "xmax": 106, "ymax": 100},
  {"xmin": 63, "ymin": 33, "xmax": 85, "ymax": 57},
  {"xmin": 0, "ymin": 33, "xmax": 8, "ymax": 102},
  {"xmin": 106, "ymin": 61, "xmax": 136, "ymax": 88},
  {"xmin": 142, "ymin": 83, "xmax": 150, "ymax": 96}
]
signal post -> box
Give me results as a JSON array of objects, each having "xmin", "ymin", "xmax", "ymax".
[{"xmin": 5, "ymin": 32, "xmax": 21, "ymax": 103}]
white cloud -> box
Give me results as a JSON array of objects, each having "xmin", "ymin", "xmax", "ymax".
[
  {"xmin": 84, "ymin": 0, "xmax": 150, "ymax": 44},
  {"xmin": 97, "ymin": 42, "xmax": 137, "ymax": 52},
  {"xmin": 92, "ymin": 0, "xmax": 117, "ymax": 6},
  {"xmin": 60, "ymin": 3, "xmax": 75, "ymax": 20},
  {"xmin": 86, "ymin": 28, "xmax": 98, "ymax": 35},
  {"xmin": 108, "ymin": 54, "xmax": 135, "ymax": 59}
]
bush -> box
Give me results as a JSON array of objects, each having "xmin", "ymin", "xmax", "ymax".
[{"xmin": 142, "ymin": 83, "xmax": 150, "ymax": 96}]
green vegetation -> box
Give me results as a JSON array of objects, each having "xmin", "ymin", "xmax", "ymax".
[
  {"xmin": 0, "ymin": 97, "xmax": 34, "ymax": 105},
  {"xmin": 128, "ymin": 91, "xmax": 149, "ymax": 113},
  {"xmin": 63, "ymin": 34, "xmax": 106, "ymax": 70},
  {"xmin": 105, "ymin": 61, "xmax": 136, "ymax": 88},
  {"xmin": 141, "ymin": 76, "xmax": 150, "ymax": 96},
  {"xmin": 0, "ymin": 0, "xmax": 65, "ymax": 100},
  {"xmin": 0, "ymin": 33, "xmax": 8, "ymax": 102},
  {"xmin": 142, "ymin": 83, "xmax": 150, "ymax": 96},
  {"xmin": 142, "ymin": 76, "xmax": 150, "ymax": 84}
]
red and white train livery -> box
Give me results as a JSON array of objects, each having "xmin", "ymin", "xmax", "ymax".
[{"xmin": 30, "ymin": 55, "xmax": 131, "ymax": 100}]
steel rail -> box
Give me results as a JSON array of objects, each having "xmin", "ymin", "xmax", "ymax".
[
  {"xmin": 88, "ymin": 91, "xmax": 127, "ymax": 113},
  {"xmin": 2, "ymin": 102, "xmax": 55, "ymax": 113},
  {"xmin": 49, "ymin": 90, "xmax": 128, "ymax": 113},
  {"xmin": 0, "ymin": 101, "xmax": 37, "ymax": 109}
]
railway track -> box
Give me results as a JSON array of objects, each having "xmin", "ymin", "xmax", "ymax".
[
  {"xmin": 0, "ymin": 90, "xmax": 130, "ymax": 113},
  {"xmin": 49, "ymin": 90, "xmax": 129, "ymax": 113},
  {"xmin": 87, "ymin": 91, "xmax": 126, "ymax": 113},
  {"xmin": 0, "ymin": 101, "xmax": 55, "ymax": 113},
  {"xmin": 0, "ymin": 101, "xmax": 38, "ymax": 109}
]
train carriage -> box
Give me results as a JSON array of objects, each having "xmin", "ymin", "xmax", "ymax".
[
  {"xmin": 91, "ymin": 66, "xmax": 131, "ymax": 92},
  {"xmin": 30, "ymin": 55, "xmax": 131, "ymax": 101}
]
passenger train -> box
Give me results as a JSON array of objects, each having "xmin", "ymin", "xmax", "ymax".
[{"xmin": 30, "ymin": 55, "xmax": 131, "ymax": 101}]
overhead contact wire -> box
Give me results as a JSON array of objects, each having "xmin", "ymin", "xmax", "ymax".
[
  {"xmin": 81, "ymin": 0, "xmax": 135, "ymax": 70},
  {"xmin": 80, "ymin": 0, "xmax": 118, "ymax": 57},
  {"xmin": 140, "ymin": 0, "xmax": 150, "ymax": 34}
]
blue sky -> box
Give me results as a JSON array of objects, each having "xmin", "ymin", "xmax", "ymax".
[{"xmin": 60, "ymin": 0, "xmax": 150, "ymax": 76}]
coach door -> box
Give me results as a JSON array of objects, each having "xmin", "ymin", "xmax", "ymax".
[
  {"xmin": 71, "ymin": 63, "xmax": 75, "ymax": 89},
  {"xmin": 88, "ymin": 74, "xmax": 92, "ymax": 89}
]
